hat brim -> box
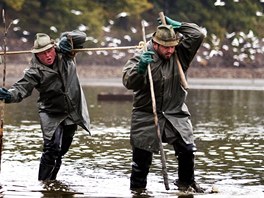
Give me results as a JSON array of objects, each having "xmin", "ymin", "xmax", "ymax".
[
  {"xmin": 152, "ymin": 36, "xmax": 179, "ymax": 47},
  {"xmin": 31, "ymin": 43, "xmax": 54, "ymax": 54}
]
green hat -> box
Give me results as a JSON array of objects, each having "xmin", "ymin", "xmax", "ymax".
[
  {"xmin": 152, "ymin": 25, "xmax": 179, "ymax": 47},
  {"xmin": 31, "ymin": 33, "xmax": 54, "ymax": 53}
]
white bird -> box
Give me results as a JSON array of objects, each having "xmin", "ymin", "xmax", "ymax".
[
  {"xmin": 71, "ymin": 10, "xmax": 82, "ymax": 15},
  {"xmin": 96, "ymin": 51, "xmax": 108, "ymax": 56},
  {"xmin": 78, "ymin": 24, "xmax": 88, "ymax": 31},
  {"xmin": 130, "ymin": 27, "xmax": 137, "ymax": 33},
  {"xmin": 247, "ymin": 30, "xmax": 254, "ymax": 39},
  {"xmin": 105, "ymin": 36, "xmax": 112, "ymax": 42},
  {"xmin": 21, "ymin": 37, "xmax": 28, "ymax": 43},
  {"xmin": 124, "ymin": 35, "xmax": 131, "ymax": 42},
  {"xmin": 202, "ymin": 43, "xmax": 211, "ymax": 49},
  {"xmin": 108, "ymin": 20, "xmax": 114, "ymax": 25},
  {"xmin": 211, "ymin": 34, "xmax": 220, "ymax": 46},
  {"xmin": 239, "ymin": 32, "xmax": 246, "ymax": 38},
  {"xmin": 256, "ymin": 11, "xmax": 263, "ymax": 16},
  {"xmin": 233, "ymin": 61, "xmax": 239, "ymax": 67},
  {"xmin": 214, "ymin": 0, "xmax": 225, "ymax": 6},
  {"xmin": 86, "ymin": 37, "xmax": 98, "ymax": 44},
  {"xmin": 13, "ymin": 27, "xmax": 21, "ymax": 31},
  {"xmin": 12, "ymin": 19, "xmax": 19, "ymax": 25},
  {"xmin": 222, "ymin": 45, "xmax": 229, "ymax": 51},
  {"xmin": 208, "ymin": 49, "xmax": 221, "ymax": 58},
  {"xmin": 141, "ymin": 20, "xmax": 150, "ymax": 27},
  {"xmin": 50, "ymin": 26, "xmax": 57, "ymax": 33},
  {"xmin": 231, "ymin": 38, "xmax": 239, "ymax": 46},
  {"xmin": 108, "ymin": 43, "xmax": 118, "ymax": 47},
  {"xmin": 112, "ymin": 38, "xmax": 121, "ymax": 45},
  {"xmin": 116, "ymin": 12, "xmax": 129, "ymax": 18},
  {"xmin": 112, "ymin": 51, "xmax": 126, "ymax": 60},
  {"xmin": 23, "ymin": 30, "xmax": 30, "ymax": 35},
  {"xmin": 200, "ymin": 27, "xmax": 208, "ymax": 37},
  {"xmin": 238, "ymin": 37, "xmax": 244, "ymax": 44},
  {"xmin": 102, "ymin": 25, "xmax": 111, "ymax": 32},
  {"xmin": 226, "ymin": 32, "xmax": 236, "ymax": 39}
]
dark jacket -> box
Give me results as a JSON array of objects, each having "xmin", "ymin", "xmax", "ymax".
[
  {"xmin": 7, "ymin": 31, "xmax": 90, "ymax": 140},
  {"xmin": 123, "ymin": 22, "xmax": 205, "ymax": 153}
]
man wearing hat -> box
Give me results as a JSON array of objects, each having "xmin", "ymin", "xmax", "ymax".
[
  {"xmin": 123, "ymin": 16, "xmax": 205, "ymax": 192},
  {"xmin": 0, "ymin": 30, "xmax": 90, "ymax": 180}
]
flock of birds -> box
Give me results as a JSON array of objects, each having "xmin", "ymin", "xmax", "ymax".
[{"xmin": 4, "ymin": 0, "xmax": 264, "ymax": 67}]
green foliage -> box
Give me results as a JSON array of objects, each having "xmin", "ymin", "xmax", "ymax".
[
  {"xmin": 1, "ymin": 0, "xmax": 152, "ymax": 40},
  {"xmin": 0, "ymin": 0, "xmax": 262, "ymax": 67},
  {"xmin": 2, "ymin": 0, "xmax": 25, "ymax": 11},
  {"xmin": 161, "ymin": 0, "xmax": 263, "ymax": 39},
  {"xmin": 0, "ymin": 0, "xmax": 263, "ymax": 47},
  {"xmin": 15, "ymin": 0, "xmax": 107, "ymax": 39}
]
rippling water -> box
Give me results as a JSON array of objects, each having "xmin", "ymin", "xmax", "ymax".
[{"xmin": 0, "ymin": 86, "xmax": 263, "ymax": 197}]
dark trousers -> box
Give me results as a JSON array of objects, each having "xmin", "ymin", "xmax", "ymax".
[
  {"xmin": 38, "ymin": 124, "xmax": 77, "ymax": 180},
  {"xmin": 130, "ymin": 122, "xmax": 196, "ymax": 189},
  {"xmin": 130, "ymin": 147, "xmax": 153, "ymax": 189}
]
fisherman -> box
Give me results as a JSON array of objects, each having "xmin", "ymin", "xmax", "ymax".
[
  {"xmin": 0, "ymin": 30, "xmax": 90, "ymax": 181},
  {"xmin": 122, "ymin": 16, "xmax": 205, "ymax": 192}
]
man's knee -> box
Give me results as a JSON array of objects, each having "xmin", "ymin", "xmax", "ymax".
[
  {"xmin": 132, "ymin": 147, "xmax": 152, "ymax": 167},
  {"xmin": 173, "ymin": 140, "xmax": 197, "ymax": 156}
]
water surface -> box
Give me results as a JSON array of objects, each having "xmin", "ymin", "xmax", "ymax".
[{"xmin": 0, "ymin": 86, "xmax": 263, "ymax": 197}]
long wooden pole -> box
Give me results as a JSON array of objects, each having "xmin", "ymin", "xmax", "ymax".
[
  {"xmin": 141, "ymin": 20, "xmax": 169, "ymax": 190},
  {"xmin": 0, "ymin": 9, "xmax": 7, "ymax": 173},
  {"xmin": 0, "ymin": 44, "xmax": 143, "ymax": 55},
  {"xmin": 158, "ymin": 12, "xmax": 189, "ymax": 89}
]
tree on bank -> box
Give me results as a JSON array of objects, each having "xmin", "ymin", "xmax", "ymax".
[{"xmin": 0, "ymin": 0, "xmax": 263, "ymax": 67}]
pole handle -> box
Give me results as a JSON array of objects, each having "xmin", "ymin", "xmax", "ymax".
[
  {"xmin": 159, "ymin": 12, "xmax": 166, "ymax": 25},
  {"xmin": 159, "ymin": 12, "xmax": 189, "ymax": 89}
]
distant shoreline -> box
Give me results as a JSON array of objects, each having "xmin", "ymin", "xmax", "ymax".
[
  {"xmin": 1, "ymin": 64, "xmax": 264, "ymax": 90},
  {"xmin": 81, "ymin": 77, "xmax": 264, "ymax": 90}
]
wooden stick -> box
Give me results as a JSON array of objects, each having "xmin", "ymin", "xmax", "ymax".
[
  {"xmin": 0, "ymin": 9, "xmax": 7, "ymax": 173},
  {"xmin": 0, "ymin": 45, "xmax": 143, "ymax": 55},
  {"xmin": 159, "ymin": 12, "xmax": 189, "ymax": 89},
  {"xmin": 141, "ymin": 20, "xmax": 170, "ymax": 191}
]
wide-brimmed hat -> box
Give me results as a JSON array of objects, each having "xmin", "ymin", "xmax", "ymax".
[
  {"xmin": 152, "ymin": 25, "xmax": 179, "ymax": 47},
  {"xmin": 31, "ymin": 33, "xmax": 54, "ymax": 54}
]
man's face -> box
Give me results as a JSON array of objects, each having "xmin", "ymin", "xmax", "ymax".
[
  {"xmin": 154, "ymin": 43, "xmax": 175, "ymax": 60},
  {"xmin": 36, "ymin": 47, "xmax": 56, "ymax": 66}
]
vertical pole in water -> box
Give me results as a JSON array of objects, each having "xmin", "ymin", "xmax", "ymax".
[
  {"xmin": 141, "ymin": 19, "xmax": 170, "ymax": 190},
  {"xmin": 0, "ymin": 9, "xmax": 7, "ymax": 172}
]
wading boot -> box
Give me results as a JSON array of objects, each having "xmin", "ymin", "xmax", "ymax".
[
  {"xmin": 50, "ymin": 158, "xmax": 62, "ymax": 180},
  {"xmin": 176, "ymin": 153, "xmax": 204, "ymax": 193},
  {"xmin": 130, "ymin": 162, "xmax": 148, "ymax": 189},
  {"xmin": 174, "ymin": 179, "xmax": 204, "ymax": 193},
  {"xmin": 38, "ymin": 163, "xmax": 55, "ymax": 181},
  {"xmin": 190, "ymin": 181, "xmax": 204, "ymax": 193}
]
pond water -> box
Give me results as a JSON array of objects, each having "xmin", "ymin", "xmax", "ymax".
[{"xmin": 0, "ymin": 85, "xmax": 263, "ymax": 198}]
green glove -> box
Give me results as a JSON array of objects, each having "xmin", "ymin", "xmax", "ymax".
[
  {"xmin": 165, "ymin": 16, "xmax": 182, "ymax": 29},
  {"xmin": 158, "ymin": 16, "xmax": 182, "ymax": 29},
  {"xmin": 137, "ymin": 51, "xmax": 154, "ymax": 74}
]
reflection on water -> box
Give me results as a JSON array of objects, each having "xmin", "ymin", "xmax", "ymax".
[{"xmin": 0, "ymin": 86, "xmax": 263, "ymax": 197}]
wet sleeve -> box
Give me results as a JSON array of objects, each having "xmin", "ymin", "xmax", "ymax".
[
  {"xmin": 61, "ymin": 30, "xmax": 87, "ymax": 49},
  {"xmin": 8, "ymin": 68, "xmax": 39, "ymax": 103},
  {"xmin": 176, "ymin": 22, "xmax": 205, "ymax": 71},
  {"xmin": 122, "ymin": 50, "xmax": 148, "ymax": 91}
]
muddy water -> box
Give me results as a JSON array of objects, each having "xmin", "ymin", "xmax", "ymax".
[{"xmin": 0, "ymin": 86, "xmax": 263, "ymax": 198}]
